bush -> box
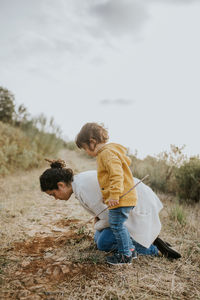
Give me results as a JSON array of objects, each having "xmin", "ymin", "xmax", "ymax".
[
  {"xmin": 175, "ymin": 157, "xmax": 200, "ymax": 203},
  {"xmin": 0, "ymin": 122, "xmax": 39, "ymax": 175},
  {"xmin": 0, "ymin": 119, "xmax": 64, "ymax": 176},
  {"xmin": 131, "ymin": 150, "xmax": 200, "ymax": 203},
  {"xmin": 0, "ymin": 87, "xmax": 15, "ymax": 123},
  {"xmin": 130, "ymin": 145, "xmax": 189, "ymax": 195},
  {"xmin": 130, "ymin": 155, "xmax": 170, "ymax": 193}
]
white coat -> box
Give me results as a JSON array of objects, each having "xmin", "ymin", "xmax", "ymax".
[{"xmin": 72, "ymin": 170, "xmax": 163, "ymax": 248}]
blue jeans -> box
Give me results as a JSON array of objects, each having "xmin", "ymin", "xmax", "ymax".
[
  {"xmin": 108, "ymin": 206, "xmax": 135, "ymax": 257},
  {"xmin": 94, "ymin": 227, "xmax": 159, "ymax": 256}
]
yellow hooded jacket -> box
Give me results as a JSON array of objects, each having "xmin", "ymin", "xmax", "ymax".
[{"xmin": 97, "ymin": 143, "xmax": 137, "ymax": 209}]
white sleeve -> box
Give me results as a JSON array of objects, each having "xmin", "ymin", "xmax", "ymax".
[
  {"xmin": 73, "ymin": 171, "xmax": 110, "ymax": 231},
  {"xmin": 94, "ymin": 218, "xmax": 110, "ymax": 231},
  {"xmin": 79, "ymin": 187, "xmax": 110, "ymax": 231},
  {"xmin": 78, "ymin": 191, "xmax": 109, "ymax": 231}
]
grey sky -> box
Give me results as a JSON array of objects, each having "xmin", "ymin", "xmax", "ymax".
[
  {"xmin": 0, "ymin": 0, "xmax": 199, "ymax": 158},
  {"xmin": 100, "ymin": 98, "xmax": 134, "ymax": 105}
]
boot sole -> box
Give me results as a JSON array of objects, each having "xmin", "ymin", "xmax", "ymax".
[{"xmin": 106, "ymin": 261, "xmax": 132, "ymax": 266}]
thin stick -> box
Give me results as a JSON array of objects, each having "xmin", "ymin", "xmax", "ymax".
[{"xmin": 79, "ymin": 174, "xmax": 149, "ymax": 228}]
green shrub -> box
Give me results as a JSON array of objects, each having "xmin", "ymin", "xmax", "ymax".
[
  {"xmin": 0, "ymin": 87, "xmax": 15, "ymax": 123},
  {"xmin": 175, "ymin": 157, "xmax": 200, "ymax": 203},
  {"xmin": 130, "ymin": 155, "xmax": 170, "ymax": 192},
  {"xmin": 0, "ymin": 121, "xmax": 39, "ymax": 175},
  {"xmin": 130, "ymin": 145, "xmax": 189, "ymax": 195}
]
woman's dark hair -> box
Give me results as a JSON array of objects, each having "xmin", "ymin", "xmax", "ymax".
[
  {"xmin": 40, "ymin": 159, "xmax": 74, "ymax": 191},
  {"xmin": 76, "ymin": 122, "xmax": 109, "ymax": 149}
]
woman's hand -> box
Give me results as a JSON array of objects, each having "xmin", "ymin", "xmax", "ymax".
[
  {"xmin": 93, "ymin": 216, "xmax": 99, "ymax": 229},
  {"xmin": 108, "ymin": 199, "xmax": 119, "ymax": 207},
  {"xmin": 94, "ymin": 216, "xmax": 100, "ymax": 224}
]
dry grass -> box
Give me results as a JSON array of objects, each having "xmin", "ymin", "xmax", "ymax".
[{"xmin": 0, "ymin": 149, "xmax": 200, "ymax": 299}]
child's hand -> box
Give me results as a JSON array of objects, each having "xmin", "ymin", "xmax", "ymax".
[{"xmin": 108, "ymin": 199, "xmax": 119, "ymax": 207}]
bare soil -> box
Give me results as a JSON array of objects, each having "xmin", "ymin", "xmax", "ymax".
[{"xmin": 0, "ymin": 149, "xmax": 199, "ymax": 299}]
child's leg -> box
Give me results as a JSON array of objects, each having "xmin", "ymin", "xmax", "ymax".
[
  {"xmin": 94, "ymin": 225, "xmax": 158, "ymax": 256},
  {"xmin": 109, "ymin": 206, "xmax": 134, "ymax": 257},
  {"xmin": 94, "ymin": 228, "xmax": 117, "ymax": 252}
]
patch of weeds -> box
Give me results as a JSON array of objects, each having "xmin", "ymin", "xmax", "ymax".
[
  {"xmin": 0, "ymin": 256, "xmax": 9, "ymax": 276},
  {"xmin": 28, "ymin": 218, "xmax": 41, "ymax": 223},
  {"xmin": 83, "ymin": 243, "xmax": 98, "ymax": 251},
  {"xmin": 170, "ymin": 204, "xmax": 187, "ymax": 225},
  {"xmin": 77, "ymin": 226, "xmax": 86, "ymax": 235},
  {"xmin": 73, "ymin": 252, "xmax": 103, "ymax": 264},
  {"xmin": 0, "ymin": 276, "xmax": 4, "ymax": 286},
  {"xmin": 186, "ymin": 245, "xmax": 194, "ymax": 258},
  {"xmin": 87, "ymin": 254, "xmax": 102, "ymax": 264},
  {"xmin": 105, "ymin": 292, "xmax": 119, "ymax": 300},
  {"xmin": 74, "ymin": 255, "xmax": 88, "ymax": 264},
  {"xmin": 69, "ymin": 224, "xmax": 78, "ymax": 230},
  {"xmin": 75, "ymin": 233, "xmax": 92, "ymax": 245}
]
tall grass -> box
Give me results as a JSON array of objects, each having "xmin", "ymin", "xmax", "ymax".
[
  {"xmin": 0, "ymin": 122, "xmax": 38, "ymax": 175},
  {"xmin": 170, "ymin": 203, "xmax": 187, "ymax": 225}
]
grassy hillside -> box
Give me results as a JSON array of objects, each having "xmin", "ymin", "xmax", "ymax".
[
  {"xmin": 0, "ymin": 121, "xmax": 64, "ymax": 175},
  {"xmin": 0, "ymin": 86, "xmax": 64, "ymax": 176}
]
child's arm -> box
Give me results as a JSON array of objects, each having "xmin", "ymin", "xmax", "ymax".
[{"xmin": 103, "ymin": 153, "xmax": 124, "ymax": 206}]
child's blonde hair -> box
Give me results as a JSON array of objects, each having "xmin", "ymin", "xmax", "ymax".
[{"xmin": 76, "ymin": 122, "xmax": 109, "ymax": 149}]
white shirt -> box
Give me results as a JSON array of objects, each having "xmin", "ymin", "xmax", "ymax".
[{"xmin": 72, "ymin": 170, "xmax": 163, "ymax": 248}]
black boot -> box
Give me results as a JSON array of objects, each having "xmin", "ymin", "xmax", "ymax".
[{"xmin": 153, "ymin": 237, "xmax": 181, "ymax": 259}]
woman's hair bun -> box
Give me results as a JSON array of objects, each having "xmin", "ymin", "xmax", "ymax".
[
  {"xmin": 51, "ymin": 161, "xmax": 63, "ymax": 169},
  {"xmin": 45, "ymin": 158, "xmax": 66, "ymax": 169}
]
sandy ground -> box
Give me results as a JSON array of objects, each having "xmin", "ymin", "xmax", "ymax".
[{"xmin": 0, "ymin": 149, "xmax": 200, "ymax": 299}]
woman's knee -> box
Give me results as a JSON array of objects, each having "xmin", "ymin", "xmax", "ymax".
[
  {"xmin": 96, "ymin": 239, "xmax": 110, "ymax": 252},
  {"xmin": 95, "ymin": 228, "xmax": 116, "ymax": 252}
]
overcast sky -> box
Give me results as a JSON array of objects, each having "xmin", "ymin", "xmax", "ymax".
[{"xmin": 0, "ymin": 0, "xmax": 199, "ymax": 158}]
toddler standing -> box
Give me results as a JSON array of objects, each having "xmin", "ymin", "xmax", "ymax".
[{"xmin": 76, "ymin": 122, "xmax": 137, "ymax": 265}]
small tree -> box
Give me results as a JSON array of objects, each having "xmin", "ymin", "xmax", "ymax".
[
  {"xmin": 175, "ymin": 157, "xmax": 200, "ymax": 203},
  {"xmin": 0, "ymin": 87, "xmax": 15, "ymax": 123}
]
